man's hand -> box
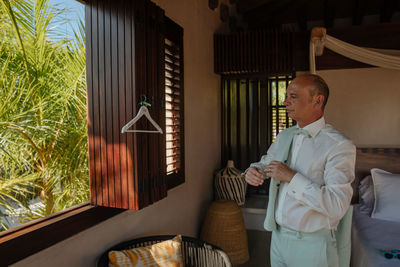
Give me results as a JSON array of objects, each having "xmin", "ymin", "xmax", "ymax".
[
  {"xmin": 264, "ymin": 161, "xmax": 296, "ymax": 183},
  {"xmin": 245, "ymin": 167, "xmax": 265, "ymax": 186}
]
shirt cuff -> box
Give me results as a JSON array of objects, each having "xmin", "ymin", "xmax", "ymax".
[{"xmin": 287, "ymin": 173, "xmax": 311, "ymax": 200}]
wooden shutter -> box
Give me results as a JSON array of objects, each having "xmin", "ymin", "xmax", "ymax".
[
  {"xmin": 214, "ymin": 29, "xmax": 294, "ymax": 75},
  {"xmin": 164, "ymin": 18, "xmax": 185, "ymax": 189},
  {"xmin": 136, "ymin": 0, "xmax": 167, "ymax": 206},
  {"xmin": 86, "ymin": 0, "xmax": 166, "ymax": 210}
]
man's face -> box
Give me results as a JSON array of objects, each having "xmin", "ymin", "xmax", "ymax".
[{"xmin": 283, "ymin": 77, "xmax": 321, "ymax": 127}]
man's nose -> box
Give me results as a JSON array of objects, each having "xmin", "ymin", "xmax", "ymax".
[{"xmin": 283, "ymin": 98, "xmax": 289, "ymax": 106}]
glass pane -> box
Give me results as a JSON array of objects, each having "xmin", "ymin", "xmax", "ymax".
[
  {"xmin": 269, "ymin": 76, "xmax": 293, "ymax": 143},
  {"xmin": 272, "ymin": 109, "xmax": 277, "ymax": 142},
  {"xmin": 278, "ymin": 81, "xmax": 287, "ymax": 105},
  {"xmin": 271, "ymin": 81, "xmax": 276, "ymax": 106},
  {"xmin": 278, "ymin": 107, "xmax": 287, "ymax": 132},
  {"xmin": 0, "ymin": 1, "xmax": 87, "ymax": 232}
]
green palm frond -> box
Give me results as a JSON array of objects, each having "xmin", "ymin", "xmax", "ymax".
[{"xmin": 0, "ymin": 0, "xmax": 88, "ymax": 229}]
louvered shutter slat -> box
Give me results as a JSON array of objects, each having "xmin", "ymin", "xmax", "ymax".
[{"xmin": 164, "ymin": 18, "xmax": 184, "ymax": 182}]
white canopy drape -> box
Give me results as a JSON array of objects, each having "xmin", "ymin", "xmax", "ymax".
[{"xmin": 309, "ymin": 27, "xmax": 400, "ymax": 74}]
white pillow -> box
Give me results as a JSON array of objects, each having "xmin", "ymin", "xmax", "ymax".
[
  {"xmin": 371, "ymin": 168, "xmax": 400, "ymax": 222},
  {"xmin": 358, "ymin": 175, "xmax": 374, "ymax": 214}
]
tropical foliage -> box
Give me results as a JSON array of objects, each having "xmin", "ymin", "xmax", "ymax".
[{"xmin": 0, "ymin": 0, "xmax": 87, "ymax": 231}]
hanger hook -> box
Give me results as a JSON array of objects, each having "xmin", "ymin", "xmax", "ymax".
[{"xmin": 139, "ymin": 95, "xmax": 151, "ymax": 107}]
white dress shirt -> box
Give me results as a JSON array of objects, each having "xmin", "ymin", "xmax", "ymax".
[{"xmin": 250, "ymin": 117, "xmax": 356, "ymax": 233}]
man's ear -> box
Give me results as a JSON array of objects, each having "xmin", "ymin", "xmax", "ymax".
[{"xmin": 315, "ymin": 95, "xmax": 324, "ymax": 107}]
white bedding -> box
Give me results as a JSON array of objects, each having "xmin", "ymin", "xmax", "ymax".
[{"xmin": 351, "ymin": 204, "xmax": 400, "ymax": 267}]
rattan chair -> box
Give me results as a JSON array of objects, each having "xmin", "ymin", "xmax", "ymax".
[{"xmin": 97, "ymin": 235, "xmax": 232, "ymax": 267}]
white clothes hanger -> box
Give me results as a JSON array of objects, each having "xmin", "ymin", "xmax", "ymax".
[{"xmin": 121, "ymin": 97, "xmax": 163, "ymax": 134}]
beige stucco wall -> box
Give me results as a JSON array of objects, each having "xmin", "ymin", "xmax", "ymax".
[
  {"xmin": 318, "ymin": 68, "xmax": 400, "ymax": 146},
  {"xmin": 12, "ymin": 1, "xmax": 228, "ymax": 266}
]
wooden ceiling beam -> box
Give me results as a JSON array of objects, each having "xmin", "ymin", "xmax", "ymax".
[
  {"xmin": 243, "ymin": 0, "xmax": 306, "ymax": 28},
  {"xmin": 352, "ymin": 0, "xmax": 365, "ymax": 25},
  {"xmin": 242, "ymin": 0, "xmax": 291, "ymax": 20},
  {"xmin": 294, "ymin": 22, "xmax": 400, "ymax": 71},
  {"xmin": 328, "ymin": 22, "xmax": 400, "ymax": 49},
  {"xmin": 380, "ymin": 0, "xmax": 397, "ymax": 23},
  {"xmin": 238, "ymin": 0, "xmax": 397, "ymax": 30},
  {"xmin": 324, "ymin": 0, "xmax": 336, "ymax": 28},
  {"xmin": 236, "ymin": 0, "xmax": 276, "ymax": 14},
  {"xmin": 296, "ymin": 4, "xmax": 308, "ymax": 31}
]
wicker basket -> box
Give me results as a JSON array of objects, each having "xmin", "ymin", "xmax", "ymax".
[
  {"xmin": 200, "ymin": 200, "xmax": 249, "ymax": 265},
  {"xmin": 214, "ymin": 160, "xmax": 247, "ymax": 206}
]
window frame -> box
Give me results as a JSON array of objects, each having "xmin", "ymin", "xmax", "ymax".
[
  {"xmin": 0, "ymin": 2, "xmax": 184, "ymax": 265},
  {"xmin": 0, "ymin": 203, "xmax": 123, "ymax": 266}
]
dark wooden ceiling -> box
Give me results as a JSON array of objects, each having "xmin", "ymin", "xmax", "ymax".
[{"xmin": 233, "ymin": 0, "xmax": 400, "ymax": 30}]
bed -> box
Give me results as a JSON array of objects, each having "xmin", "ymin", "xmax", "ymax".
[{"xmin": 351, "ymin": 148, "xmax": 400, "ymax": 267}]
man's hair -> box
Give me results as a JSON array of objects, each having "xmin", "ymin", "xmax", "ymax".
[{"xmin": 304, "ymin": 74, "xmax": 330, "ymax": 109}]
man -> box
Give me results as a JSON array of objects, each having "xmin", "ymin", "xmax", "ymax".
[{"xmin": 245, "ymin": 74, "xmax": 355, "ymax": 267}]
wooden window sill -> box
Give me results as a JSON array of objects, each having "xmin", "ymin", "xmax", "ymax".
[{"xmin": 0, "ymin": 202, "xmax": 123, "ymax": 266}]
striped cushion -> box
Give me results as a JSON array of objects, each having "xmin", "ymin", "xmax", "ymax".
[{"xmin": 108, "ymin": 235, "xmax": 183, "ymax": 267}]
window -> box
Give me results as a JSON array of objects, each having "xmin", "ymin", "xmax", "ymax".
[
  {"xmin": 269, "ymin": 76, "xmax": 295, "ymax": 142},
  {"xmin": 221, "ymin": 75, "xmax": 294, "ymax": 194},
  {"xmin": 0, "ymin": 0, "xmax": 87, "ymax": 232},
  {"xmin": 0, "ymin": 0, "xmax": 184, "ymax": 264}
]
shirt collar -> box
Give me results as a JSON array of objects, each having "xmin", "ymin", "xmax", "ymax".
[{"xmin": 296, "ymin": 116, "xmax": 325, "ymax": 138}]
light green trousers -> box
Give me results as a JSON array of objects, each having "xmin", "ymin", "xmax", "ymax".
[{"xmin": 270, "ymin": 226, "xmax": 339, "ymax": 267}]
